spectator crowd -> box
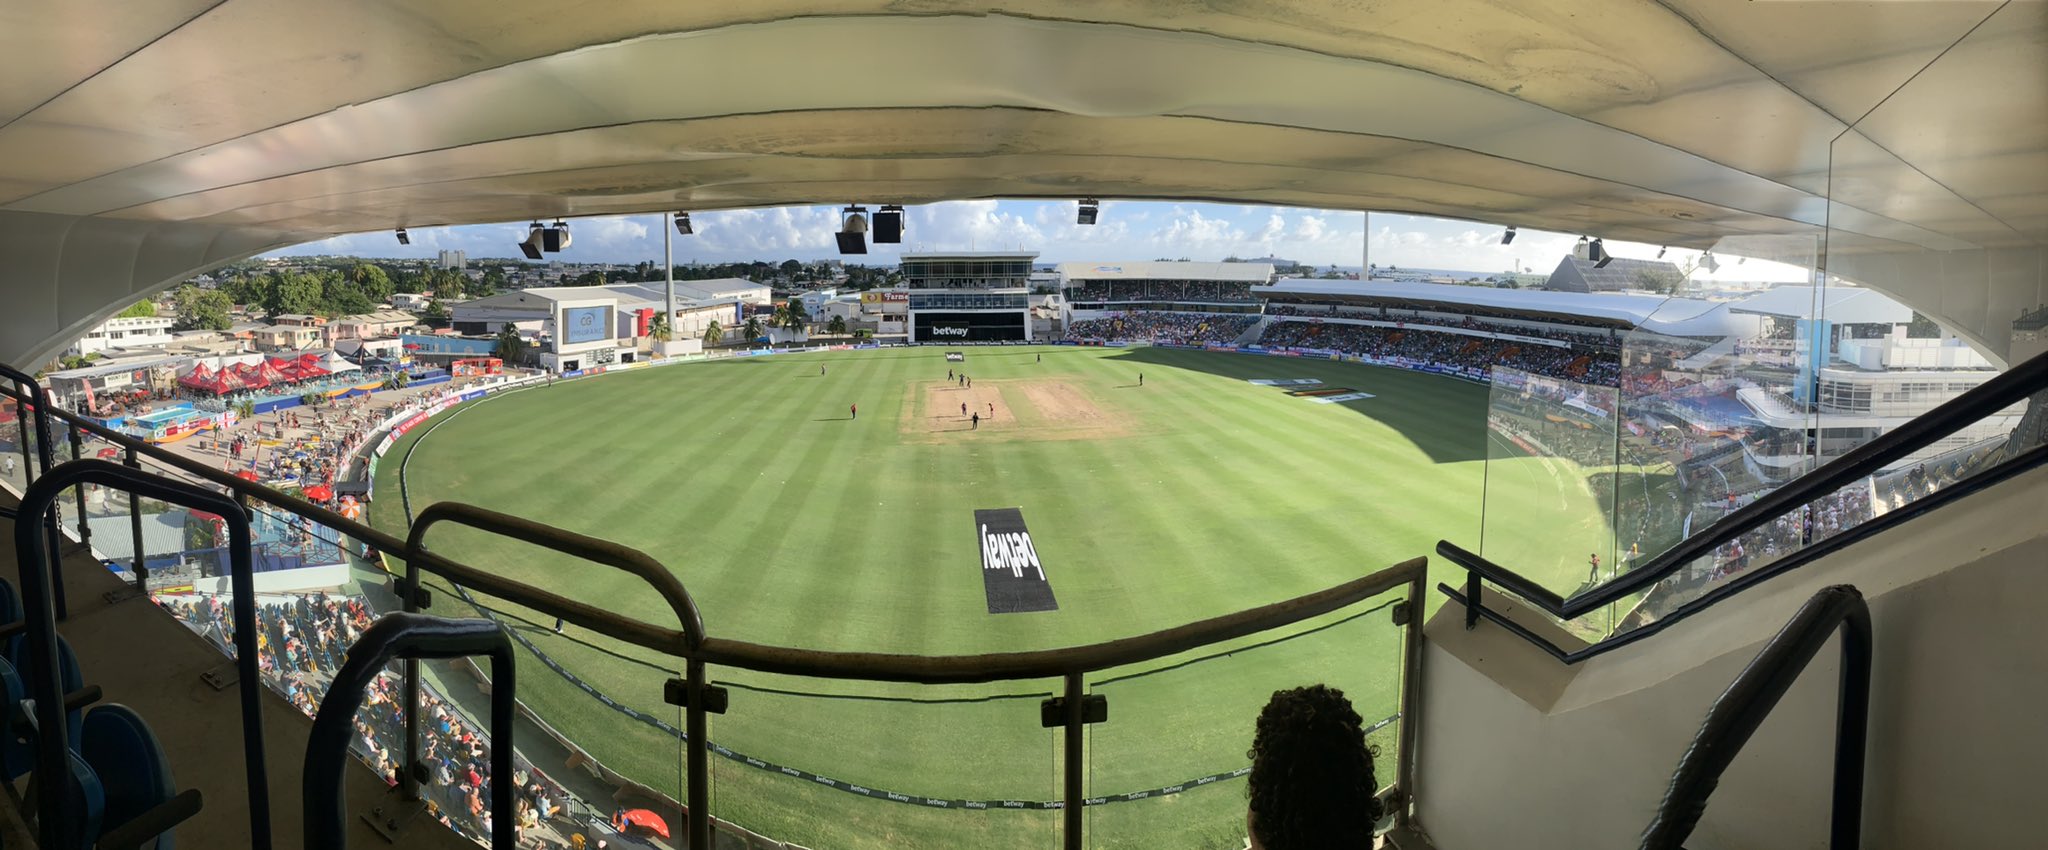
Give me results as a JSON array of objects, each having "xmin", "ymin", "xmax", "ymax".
[
  {"xmin": 1256, "ymin": 320, "xmax": 1622, "ymax": 386},
  {"xmin": 158, "ymin": 593, "xmax": 580, "ymax": 848},
  {"xmin": 1065, "ymin": 312, "xmax": 1260, "ymax": 346},
  {"xmin": 1067, "ymin": 281, "xmax": 1260, "ymax": 303}
]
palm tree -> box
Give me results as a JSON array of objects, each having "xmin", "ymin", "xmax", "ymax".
[
  {"xmin": 648, "ymin": 311, "xmax": 672, "ymax": 342},
  {"xmin": 702, "ymin": 319, "xmax": 723, "ymax": 346},
  {"xmin": 743, "ymin": 316, "xmax": 763, "ymax": 341},
  {"xmin": 827, "ymin": 315, "xmax": 847, "ymax": 335}
]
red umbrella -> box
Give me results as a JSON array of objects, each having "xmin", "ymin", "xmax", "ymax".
[
  {"xmin": 303, "ymin": 483, "xmax": 334, "ymax": 502},
  {"xmin": 620, "ymin": 809, "xmax": 670, "ymax": 840},
  {"xmin": 95, "ymin": 447, "xmax": 119, "ymax": 459},
  {"xmin": 235, "ymin": 469, "xmax": 261, "ymax": 482}
]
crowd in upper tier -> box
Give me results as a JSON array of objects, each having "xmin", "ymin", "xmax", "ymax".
[
  {"xmin": 1066, "ymin": 281, "xmax": 1260, "ymax": 303},
  {"xmin": 1255, "ymin": 320, "xmax": 1622, "ymax": 386},
  {"xmin": 1064, "ymin": 312, "xmax": 1261, "ymax": 346}
]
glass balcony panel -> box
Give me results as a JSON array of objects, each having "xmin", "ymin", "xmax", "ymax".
[
  {"xmin": 1086, "ymin": 589, "xmax": 1405, "ymax": 849},
  {"xmin": 708, "ymin": 671, "xmax": 1061, "ymax": 850}
]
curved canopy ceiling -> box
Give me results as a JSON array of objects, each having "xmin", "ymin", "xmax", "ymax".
[{"xmin": 1, "ymin": 0, "xmax": 2040, "ymax": 250}]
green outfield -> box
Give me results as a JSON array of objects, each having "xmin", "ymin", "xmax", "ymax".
[{"xmin": 370, "ymin": 345, "xmax": 1611, "ymax": 849}]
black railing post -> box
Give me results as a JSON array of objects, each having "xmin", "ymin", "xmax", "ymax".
[
  {"xmin": 1463, "ymin": 570, "xmax": 1481, "ymax": 630},
  {"xmin": 13, "ymin": 459, "xmax": 272, "ymax": 850},
  {"xmin": 687, "ymin": 657, "xmax": 710, "ymax": 850},
  {"xmin": 1062, "ymin": 671, "xmax": 1084, "ymax": 850},
  {"xmin": 1639, "ymin": 585, "xmax": 1871, "ymax": 850},
  {"xmin": 1395, "ymin": 572, "xmax": 1426, "ymax": 827},
  {"xmin": 305, "ymin": 612, "xmax": 515, "ymax": 850},
  {"xmin": 68, "ymin": 425, "xmax": 90, "ymax": 550},
  {"xmin": 1830, "ymin": 596, "xmax": 1873, "ymax": 849},
  {"xmin": 126, "ymin": 447, "xmax": 148, "ymax": 593}
]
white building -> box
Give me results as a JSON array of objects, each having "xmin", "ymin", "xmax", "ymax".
[
  {"xmin": 438, "ymin": 249, "xmax": 466, "ymax": 269},
  {"xmin": 67, "ymin": 315, "xmax": 175, "ymax": 357},
  {"xmin": 450, "ymin": 280, "xmax": 769, "ymax": 370}
]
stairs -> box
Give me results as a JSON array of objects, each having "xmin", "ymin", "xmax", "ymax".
[{"xmin": 1232, "ymin": 316, "xmax": 1272, "ymax": 347}]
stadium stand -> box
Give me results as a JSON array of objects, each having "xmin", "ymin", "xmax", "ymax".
[
  {"xmin": 1255, "ymin": 320, "xmax": 1622, "ymax": 386},
  {"xmin": 1064, "ymin": 312, "xmax": 1260, "ymax": 345},
  {"xmin": 158, "ymin": 593, "xmax": 577, "ymax": 847}
]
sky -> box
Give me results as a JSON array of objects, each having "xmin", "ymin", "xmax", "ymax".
[{"xmin": 270, "ymin": 201, "xmax": 1814, "ymax": 284}]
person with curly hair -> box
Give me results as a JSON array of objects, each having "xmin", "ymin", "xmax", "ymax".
[{"xmin": 1246, "ymin": 684, "xmax": 1383, "ymax": 849}]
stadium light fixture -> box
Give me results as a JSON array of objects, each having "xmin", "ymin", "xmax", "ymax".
[
  {"xmin": 519, "ymin": 221, "xmax": 546, "ymax": 260},
  {"xmin": 1501, "ymin": 226, "xmax": 1516, "ymax": 245},
  {"xmin": 1589, "ymin": 238, "xmax": 1613, "ymax": 268},
  {"xmin": 873, "ymin": 205, "xmax": 904, "ymax": 244},
  {"xmin": 674, "ymin": 213, "xmax": 693, "ymax": 236},
  {"xmin": 395, "ymin": 228, "xmax": 410, "ymax": 245},
  {"xmin": 838, "ymin": 205, "xmax": 870, "ymax": 255},
  {"xmin": 1656, "ymin": 245, "xmax": 1667, "ymax": 258},
  {"xmin": 542, "ymin": 219, "xmax": 571, "ymax": 252},
  {"xmin": 1700, "ymin": 251, "xmax": 1720, "ymax": 273},
  {"xmin": 1077, "ymin": 198, "xmax": 1100, "ymax": 226}
]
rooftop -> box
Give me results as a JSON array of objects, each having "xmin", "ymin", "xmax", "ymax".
[{"xmin": 1057, "ymin": 261, "xmax": 1275, "ymax": 283}]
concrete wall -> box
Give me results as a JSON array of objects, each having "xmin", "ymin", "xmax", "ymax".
[{"xmin": 1414, "ymin": 460, "xmax": 2048, "ymax": 850}]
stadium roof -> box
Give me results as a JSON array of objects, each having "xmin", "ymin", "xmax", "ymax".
[
  {"xmin": 1255, "ymin": 279, "xmax": 1743, "ymax": 336},
  {"xmin": 1544, "ymin": 256, "xmax": 1686, "ymax": 293},
  {"xmin": 1728, "ymin": 286, "xmax": 1914, "ymax": 325},
  {"xmin": 459, "ymin": 280, "xmax": 760, "ymax": 313},
  {"xmin": 0, "ymin": 3, "xmax": 2040, "ymax": 367},
  {"xmin": 1057, "ymin": 262, "xmax": 1275, "ymax": 283}
]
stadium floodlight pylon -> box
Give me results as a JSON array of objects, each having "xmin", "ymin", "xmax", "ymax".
[{"xmin": 519, "ymin": 222, "xmax": 546, "ymax": 259}]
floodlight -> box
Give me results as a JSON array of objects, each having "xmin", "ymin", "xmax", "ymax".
[
  {"xmin": 1501, "ymin": 226, "xmax": 1516, "ymax": 245},
  {"xmin": 1077, "ymin": 199, "xmax": 1100, "ymax": 225},
  {"xmin": 1589, "ymin": 238, "xmax": 1612, "ymax": 268},
  {"xmin": 873, "ymin": 205, "xmax": 903, "ymax": 243},
  {"xmin": 519, "ymin": 222, "xmax": 545, "ymax": 260},
  {"xmin": 395, "ymin": 228, "xmax": 410, "ymax": 245},
  {"xmin": 674, "ymin": 213, "xmax": 693, "ymax": 235}
]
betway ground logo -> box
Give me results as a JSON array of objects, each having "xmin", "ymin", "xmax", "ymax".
[
  {"xmin": 932, "ymin": 325, "xmax": 969, "ymax": 337},
  {"xmin": 974, "ymin": 508, "xmax": 1060, "ymax": 614}
]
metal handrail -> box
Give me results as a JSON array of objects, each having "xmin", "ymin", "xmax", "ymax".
[
  {"xmin": 5, "ymin": 367, "xmax": 1432, "ymax": 847},
  {"xmin": 11, "ymin": 459, "xmax": 273, "ymax": 850},
  {"xmin": 1439, "ymin": 345, "xmax": 2048, "ymax": 622},
  {"xmin": 401, "ymin": 501, "xmax": 710, "ymax": 850},
  {"xmin": 1, "ymin": 370, "xmax": 70, "ymax": 618},
  {"xmin": 1437, "ymin": 438, "xmax": 2048, "ymax": 665},
  {"xmin": 1640, "ymin": 585, "xmax": 1871, "ymax": 850},
  {"xmin": 304, "ymin": 612, "xmax": 515, "ymax": 850}
]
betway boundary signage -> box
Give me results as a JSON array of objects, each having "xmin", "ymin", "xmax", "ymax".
[{"xmin": 976, "ymin": 508, "xmax": 1059, "ymax": 614}]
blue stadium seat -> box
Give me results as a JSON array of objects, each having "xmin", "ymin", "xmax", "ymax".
[
  {"xmin": 78, "ymin": 704, "xmax": 181, "ymax": 850},
  {"xmin": 2, "ymin": 635, "xmax": 86, "ymax": 779}
]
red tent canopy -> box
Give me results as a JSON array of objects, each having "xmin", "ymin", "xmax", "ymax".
[
  {"xmin": 303, "ymin": 483, "xmax": 334, "ymax": 502},
  {"xmin": 235, "ymin": 469, "xmax": 261, "ymax": 482}
]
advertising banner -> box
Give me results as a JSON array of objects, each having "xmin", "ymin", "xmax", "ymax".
[{"xmin": 975, "ymin": 508, "xmax": 1059, "ymax": 614}]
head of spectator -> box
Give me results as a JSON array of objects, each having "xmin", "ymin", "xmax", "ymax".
[{"xmin": 1246, "ymin": 684, "xmax": 1382, "ymax": 850}]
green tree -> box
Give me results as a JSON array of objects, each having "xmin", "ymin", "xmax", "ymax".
[
  {"xmin": 742, "ymin": 316, "xmax": 763, "ymax": 341},
  {"xmin": 115, "ymin": 300, "xmax": 157, "ymax": 319},
  {"xmin": 702, "ymin": 319, "xmax": 723, "ymax": 346},
  {"xmin": 349, "ymin": 263, "xmax": 395, "ymax": 304},
  {"xmin": 573, "ymin": 270, "xmax": 605, "ymax": 287},
  {"xmin": 1631, "ymin": 266, "xmax": 1686, "ymax": 295},
  {"xmin": 827, "ymin": 315, "xmax": 847, "ymax": 335},
  {"xmin": 481, "ymin": 267, "xmax": 508, "ymax": 295},
  {"xmin": 421, "ymin": 299, "xmax": 451, "ymax": 325},
  {"xmin": 780, "ymin": 259, "xmax": 803, "ymax": 279},
  {"xmin": 321, "ymin": 283, "xmax": 375, "ymax": 316},
  {"xmin": 1907, "ymin": 312, "xmax": 1943, "ymax": 339},
  {"xmin": 780, "ymin": 300, "xmax": 809, "ymax": 331},
  {"xmin": 171, "ymin": 285, "xmax": 234, "ymax": 331},
  {"xmin": 265, "ymin": 271, "xmax": 324, "ymax": 317},
  {"xmin": 494, "ymin": 326, "xmax": 528, "ymax": 363},
  {"xmin": 648, "ymin": 311, "xmax": 672, "ymax": 342}
]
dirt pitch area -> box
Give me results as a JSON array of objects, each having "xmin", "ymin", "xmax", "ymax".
[{"xmin": 901, "ymin": 379, "xmax": 1135, "ymax": 443}]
